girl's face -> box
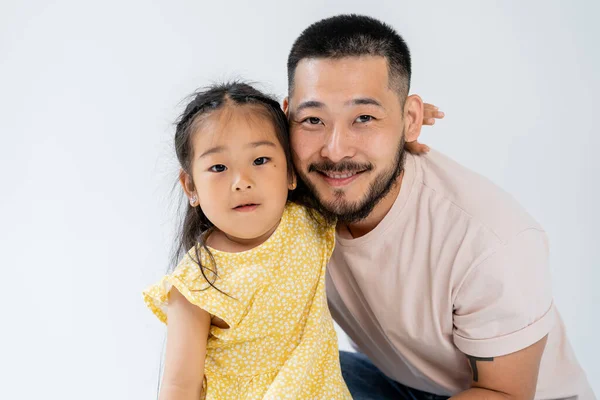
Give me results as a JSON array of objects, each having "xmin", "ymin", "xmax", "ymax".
[{"xmin": 184, "ymin": 105, "xmax": 294, "ymax": 243}]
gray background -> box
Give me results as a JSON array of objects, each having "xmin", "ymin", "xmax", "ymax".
[{"xmin": 1, "ymin": 0, "xmax": 598, "ymax": 398}]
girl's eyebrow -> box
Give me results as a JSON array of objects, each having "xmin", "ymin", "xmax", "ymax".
[
  {"xmin": 247, "ymin": 141, "xmax": 276, "ymax": 149},
  {"xmin": 198, "ymin": 141, "xmax": 276, "ymax": 159},
  {"xmin": 198, "ymin": 145, "xmax": 225, "ymax": 159}
]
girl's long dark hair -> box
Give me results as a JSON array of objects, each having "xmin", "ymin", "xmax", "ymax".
[{"xmin": 172, "ymin": 81, "xmax": 303, "ymax": 291}]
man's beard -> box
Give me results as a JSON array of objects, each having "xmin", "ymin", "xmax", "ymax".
[{"xmin": 299, "ymin": 135, "xmax": 406, "ymax": 224}]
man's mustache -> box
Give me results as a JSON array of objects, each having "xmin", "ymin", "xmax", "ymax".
[{"xmin": 308, "ymin": 160, "xmax": 373, "ymax": 173}]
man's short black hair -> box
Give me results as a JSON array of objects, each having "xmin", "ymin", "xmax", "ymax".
[{"xmin": 287, "ymin": 14, "xmax": 411, "ymax": 101}]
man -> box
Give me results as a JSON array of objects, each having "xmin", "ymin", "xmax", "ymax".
[{"xmin": 283, "ymin": 14, "xmax": 594, "ymax": 399}]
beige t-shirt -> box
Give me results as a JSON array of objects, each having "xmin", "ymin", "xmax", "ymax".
[{"xmin": 327, "ymin": 150, "xmax": 594, "ymax": 399}]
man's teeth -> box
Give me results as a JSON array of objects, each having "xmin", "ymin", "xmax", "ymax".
[{"xmin": 324, "ymin": 171, "xmax": 357, "ymax": 179}]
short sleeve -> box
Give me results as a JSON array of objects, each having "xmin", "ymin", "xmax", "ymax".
[
  {"xmin": 143, "ymin": 252, "xmax": 263, "ymax": 329},
  {"xmin": 453, "ymin": 229, "xmax": 555, "ymax": 358}
]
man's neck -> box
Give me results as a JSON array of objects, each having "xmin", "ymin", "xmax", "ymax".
[{"xmin": 338, "ymin": 171, "xmax": 404, "ymax": 239}]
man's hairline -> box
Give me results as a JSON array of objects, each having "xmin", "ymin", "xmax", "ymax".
[{"xmin": 287, "ymin": 55, "xmax": 409, "ymax": 104}]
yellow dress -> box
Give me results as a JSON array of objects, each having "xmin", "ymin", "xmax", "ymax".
[{"xmin": 143, "ymin": 202, "xmax": 351, "ymax": 399}]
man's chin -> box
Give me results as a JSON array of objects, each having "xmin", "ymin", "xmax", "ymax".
[
  {"xmin": 306, "ymin": 180, "xmax": 362, "ymax": 206},
  {"xmin": 317, "ymin": 196, "xmax": 365, "ymax": 218}
]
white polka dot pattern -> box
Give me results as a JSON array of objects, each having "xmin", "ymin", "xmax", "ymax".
[{"xmin": 143, "ymin": 202, "xmax": 351, "ymax": 399}]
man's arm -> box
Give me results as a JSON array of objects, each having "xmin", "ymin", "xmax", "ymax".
[
  {"xmin": 452, "ymin": 229, "xmax": 554, "ymax": 399},
  {"xmin": 451, "ymin": 335, "xmax": 548, "ymax": 399}
]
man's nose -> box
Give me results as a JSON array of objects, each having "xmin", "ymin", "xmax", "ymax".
[{"xmin": 320, "ymin": 125, "xmax": 356, "ymax": 163}]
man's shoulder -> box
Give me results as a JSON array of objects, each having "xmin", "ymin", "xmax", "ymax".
[{"xmin": 411, "ymin": 149, "xmax": 543, "ymax": 244}]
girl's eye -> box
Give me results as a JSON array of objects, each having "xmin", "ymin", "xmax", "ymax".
[
  {"xmin": 253, "ymin": 157, "xmax": 270, "ymax": 166},
  {"xmin": 302, "ymin": 117, "xmax": 323, "ymax": 125},
  {"xmin": 210, "ymin": 164, "xmax": 227, "ymax": 173},
  {"xmin": 355, "ymin": 115, "xmax": 375, "ymax": 123}
]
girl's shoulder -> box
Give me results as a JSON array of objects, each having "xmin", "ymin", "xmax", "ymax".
[
  {"xmin": 283, "ymin": 202, "xmax": 335, "ymax": 251},
  {"xmin": 284, "ymin": 201, "xmax": 334, "ymax": 231}
]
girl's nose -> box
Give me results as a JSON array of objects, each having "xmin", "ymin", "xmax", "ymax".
[{"xmin": 232, "ymin": 174, "xmax": 253, "ymax": 192}]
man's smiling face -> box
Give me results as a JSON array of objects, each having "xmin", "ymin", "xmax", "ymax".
[{"xmin": 286, "ymin": 56, "xmax": 407, "ymax": 222}]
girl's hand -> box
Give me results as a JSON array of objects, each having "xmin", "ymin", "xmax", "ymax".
[
  {"xmin": 405, "ymin": 103, "xmax": 445, "ymax": 154},
  {"xmin": 423, "ymin": 103, "xmax": 444, "ymax": 126}
]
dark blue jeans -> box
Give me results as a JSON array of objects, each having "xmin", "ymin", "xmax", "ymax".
[{"xmin": 340, "ymin": 351, "xmax": 449, "ymax": 400}]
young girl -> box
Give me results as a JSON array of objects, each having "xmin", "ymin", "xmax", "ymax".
[
  {"xmin": 143, "ymin": 81, "xmax": 440, "ymax": 399},
  {"xmin": 143, "ymin": 82, "xmax": 352, "ymax": 399}
]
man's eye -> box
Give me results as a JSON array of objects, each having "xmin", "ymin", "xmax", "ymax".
[
  {"xmin": 210, "ymin": 164, "xmax": 227, "ymax": 172},
  {"xmin": 253, "ymin": 157, "xmax": 270, "ymax": 166},
  {"xmin": 302, "ymin": 117, "xmax": 322, "ymax": 125},
  {"xmin": 355, "ymin": 115, "xmax": 374, "ymax": 123}
]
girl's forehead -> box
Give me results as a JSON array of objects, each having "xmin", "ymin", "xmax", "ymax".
[{"xmin": 193, "ymin": 105, "xmax": 280, "ymax": 147}]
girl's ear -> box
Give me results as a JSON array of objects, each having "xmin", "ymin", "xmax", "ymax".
[
  {"xmin": 179, "ymin": 169, "xmax": 198, "ymax": 206},
  {"xmin": 288, "ymin": 172, "xmax": 297, "ymax": 191}
]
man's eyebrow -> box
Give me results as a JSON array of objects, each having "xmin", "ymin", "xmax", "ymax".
[
  {"xmin": 199, "ymin": 145, "xmax": 225, "ymax": 159},
  {"xmin": 295, "ymin": 100, "xmax": 325, "ymax": 113},
  {"xmin": 293, "ymin": 98, "xmax": 383, "ymax": 116},
  {"xmin": 346, "ymin": 97, "xmax": 384, "ymax": 108}
]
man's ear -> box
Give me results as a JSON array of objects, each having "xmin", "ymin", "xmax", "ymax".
[
  {"xmin": 282, "ymin": 97, "xmax": 290, "ymax": 117},
  {"xmin": 404, "ymin": 94, "xmax": 424, "ymax": 143}
]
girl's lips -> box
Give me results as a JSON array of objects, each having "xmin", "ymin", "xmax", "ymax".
[{"xmin": 233, "ymin": 204, "xmax": 259, "ymax": 212}]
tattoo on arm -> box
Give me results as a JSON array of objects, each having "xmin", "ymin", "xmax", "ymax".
[{"xmin": 466, "ymin": 355, "xmax": 494, "ymax": 382}]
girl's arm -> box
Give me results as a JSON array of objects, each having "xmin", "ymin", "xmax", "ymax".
[{"xmin": 159, "ymin": 287, "xmax": 211, "ymax": 400}]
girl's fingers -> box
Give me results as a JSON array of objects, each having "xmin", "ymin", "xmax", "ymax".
[{"xmin": 405, "ymin": 140, "xmax": 431, "ymax": 154}]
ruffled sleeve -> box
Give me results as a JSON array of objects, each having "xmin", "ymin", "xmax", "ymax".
[{"xmin": 143, "ymin": 249, "xmax": 266, "ymax": 330}]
